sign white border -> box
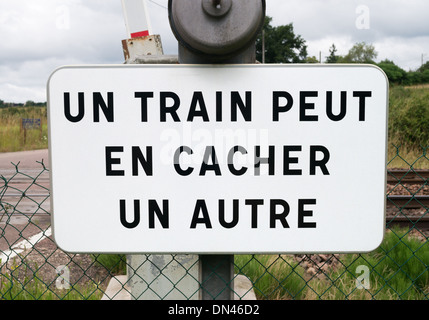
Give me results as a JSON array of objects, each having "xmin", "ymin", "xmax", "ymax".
[{"xmin": 47, "ymin": 64, "xmax": 389, "ymax": 254}]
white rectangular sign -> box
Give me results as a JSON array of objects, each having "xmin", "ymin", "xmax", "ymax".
[{"xmin": 47, "ymin": 64, "xmax": 388, "ymax": 254}]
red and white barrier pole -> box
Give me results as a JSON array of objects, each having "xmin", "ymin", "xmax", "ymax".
[
  {"xmin": 121, "ymin": 0, "xmax": 152, "ymax": 38},
  {"xmin": 121, "ymin": 0, "xmax": 164, "ymax": 62}
]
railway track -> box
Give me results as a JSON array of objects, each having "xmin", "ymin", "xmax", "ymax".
[
  {"xmin": 386, "ymin": 216, "xmax": 429, "ymax": 230},
  {"xmin": 0, "ymin": 171, "xmax": 50, "ymax": 221},
  {"xmin": 386, "ymin": 169, "xmax": 428, "ymax": 229},
  {"xmin": 387, "ymin": 169, "xmax": 429, "ymax": 184}
]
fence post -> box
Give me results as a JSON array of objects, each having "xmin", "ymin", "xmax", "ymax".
[{"xmin": 168, "ymin": 0, "xmax": 266, "ymax": 300}]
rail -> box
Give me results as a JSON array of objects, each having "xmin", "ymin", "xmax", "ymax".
[{"xmin": 387, "ymin": 169, "xmax": 429, "ymax": 184}]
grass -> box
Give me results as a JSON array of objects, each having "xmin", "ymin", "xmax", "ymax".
[
  {"xmin": 0, "ymin": 274, "xmax": 103, "ymax": 300},
  {"xmin": 0, "ymin": 254, "xmax": 126, "ymax": 300},
  {"xmin": 387, "ymin": 86, "xmax": 429, "ymax": 169},
  {"xmin": 0, "ymin": 106, "xmax": 48, "ymax": 153},
  {"xmin": 0, "ymin": 253, "xmax": 126, "ymax": 300},
  {"xmin": 0, "ymin": 261, "xmax": 104, "ymax": 300},
  {"xmin": 389, "ymin": 86, "xmax": 429, "ymax": 149},
  {"xmin": 92, "ymin": 254, "xmax": 127, "ymax": 275},
  {"xmin": 315, "ymin": 228, "xmax": 429, "ymax": 300},
  {"xmin": 387, "ymin": 144, "xmax": 428, "ymax": 169},
  {"xmin": 1, "ymin": 229, "xmax": 427, "ymax": 300},
  {"xmin": 234, "ymin": 228, "xmax": 429, "ymax": 300},
  {"xmin": 234, "ymin": 255, "xmax": 307, "ymax": 300}
]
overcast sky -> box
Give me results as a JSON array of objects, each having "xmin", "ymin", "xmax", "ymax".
[{"xmin": 1, "ymin": 0, "xmax": 428, "ymax": 103}]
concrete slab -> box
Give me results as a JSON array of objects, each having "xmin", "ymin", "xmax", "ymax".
[
  {"xmin": 0, "ymin": 149, "xmax": 49, "ymax": 169},
  {"xmin": 101, "ymin": 275, "xmax": 131, "ymax": 300},
  {"xmin": 101, "ymin": 274, "xmax": 256, "ymax": 300},
  {"xmin": 234, "ymin": 274, "xmax": 257, "ymax": 300}
]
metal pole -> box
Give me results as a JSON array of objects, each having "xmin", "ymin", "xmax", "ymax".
[
  {"xmin": 168, "ymin": 0, "xmax": 265, "ymax": 300},
  {"xmin": 121, "ymin": 2, "xmax": 199, "ymax": 301},
  {"xmin": 262, "ymin": 29, "xmax": 266, "ymax": 64}
]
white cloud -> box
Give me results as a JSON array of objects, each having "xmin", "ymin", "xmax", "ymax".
[
  {"xmin": 266, "ymin": 0, "xmax": 429, "ymax": 69},
  {"xmin": 0, "ymin": 0, "xmax": 127, "ymax": 102},
  {"xmin": 1, "ymin": 0, "xmax": 429, "ymax": 103},
  {"xmin": 375, "ymin": 36, "xmax": 429, "ymax": 71},
  {"xmin": 0, "ymin": 83, "xmax": 45, "ymax": 103}
]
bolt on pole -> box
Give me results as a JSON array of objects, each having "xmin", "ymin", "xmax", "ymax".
[{"xmin": 168, "ymin": 0, "xmax": 266, "ymax": 300}]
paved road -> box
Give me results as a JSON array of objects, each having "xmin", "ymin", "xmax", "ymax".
[
  {"xmin": 0, "ymin": 149, "xmax": 51, "ymax": 256},
  {"xmin": 0, "ymin": 149, "xmax": 49, "ymax": 171}
]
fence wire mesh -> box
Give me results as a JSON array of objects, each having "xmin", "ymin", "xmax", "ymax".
[{"xmin": 1, "ymin": 146, "xmax": 428, "ymax": 300}]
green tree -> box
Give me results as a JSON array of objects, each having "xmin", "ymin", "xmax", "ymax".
[
  {"xmin": 306, "ymin": 56, "xmax": 319, "ymax": 63},
  {"xmin": 339, "ymin": 42, "xmax": 378, "ymax": 63},
  {"xmin": 256, "ymin": 16, "xmax": 308, "ymax": 63},
  {"xmin": 417, "ymin": 61, "xmax": 429, "ymax": 73},
  {"xmin": 415, "ymin": 61, "xmax": 429, "ymax": 84},
  {"xmin": 325, "ymin": 44, "xmax": 339, "ymax": 63},
  {"xmin": 422, "ymin": 70, "xmax": 429, "ymax": 83},
  {"xmin": 377, "ymin": 59, "xmax": 407, "ymax": 84}
]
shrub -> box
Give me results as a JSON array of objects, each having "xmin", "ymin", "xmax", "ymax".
[{"xmin": 388, "ymin": 87, "xmax": 429, "ymax": 149}]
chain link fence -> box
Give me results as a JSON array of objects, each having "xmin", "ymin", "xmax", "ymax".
[{"xmin": 1, "ymin": 146, "xmax": 428, "ymax": 300}]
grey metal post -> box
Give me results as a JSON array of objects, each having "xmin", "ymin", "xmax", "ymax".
[
  {"xmin": 122, "ymin": 35, "xmax": 199, "ymax": 301},
  {"xmin": 168, "ymin": 0, "xmax": 266, "ymax": 300}
]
